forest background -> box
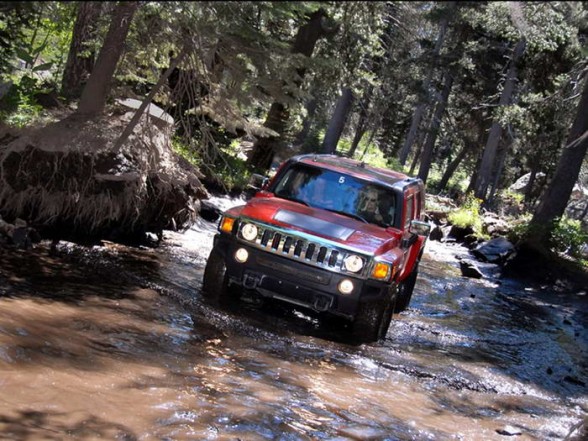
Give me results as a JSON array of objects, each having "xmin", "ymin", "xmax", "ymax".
[{"xmin": 0, "ymin": 1, "xmax": 587, "ymax": 270}]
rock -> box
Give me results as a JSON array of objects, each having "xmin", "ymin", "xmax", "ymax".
[
  {"xmin": 482, "ymin": 212, "xmax": 510, "ymax": 236},
  {"xmin": 448, "ymin": 225, "xmax": 474, "ymax": 242},
  {"xmin": 429, "ymin": 225, "xmax": 444, "ymax": 241},
  {"xmin": 200, "ymin": 200, "xmax": 223, "ymax": 222},
  {"xmin": 463, "ymin": 234, "xmax": 479, "ymax": 248},
  {"xmin": 116, "ymin": 98, "xmax": 174, "ymax": 129},
  {"xmin": 14, "ymin": 218, "xmax": 27, "ymax": 228},
  {"xmin": 460, "ymin": 260, "xmax": 484, "ymax": 278},
  {"xmin": 509, "ymin": 172, "xmax": 546, "ymax": 194},
  {"xmin": 563, "ymin": 376, "xmax": 586, "ymax": 387},
  {"xmin": 0, "ymin": 218, "xmax": 14, "ymax": 236},
  {"xmin": 472, "ymin": 237, "xmax": 515, "ymax": 264},
  {"xmin": 496, "ymin": 425, "xmax": 523, "ymax": 436},
  {"xmin": 9, "ymin": 227, "xmax": 31, "ymax": 249}
]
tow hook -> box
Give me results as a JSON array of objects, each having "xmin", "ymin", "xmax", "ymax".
[
  {"xmin": 243, "ymin": 273, "xmax": 260, "ymax": 289},
  {"xmin": 313, "ymin": 295, "xmax": 332, "ymax": 312}
]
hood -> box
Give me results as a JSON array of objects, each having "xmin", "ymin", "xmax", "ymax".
[{"xmin": 230, "ymin": 194, "xmax": 400, "ymax": 256}]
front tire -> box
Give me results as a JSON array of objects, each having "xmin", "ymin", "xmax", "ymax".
[
  {"xmin": 349, "ymin": 299, "xmax": 385, "ymax": 343},
  {"xmin": 202, "ymin": 246, "xmax": 238, "ymax": 304},
  {"xmin": 393, "ymin": 264, "xmax": 419, "ymax": 313}
]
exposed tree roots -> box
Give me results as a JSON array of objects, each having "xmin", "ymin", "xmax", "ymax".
[{"xmin": 0, "ymin": 109, "xmax": 207, "ymax": 243}]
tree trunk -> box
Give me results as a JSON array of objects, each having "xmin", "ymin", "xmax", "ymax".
[
  {"xmin": 524, "ymin": 166, "xmax": 538, "ymax": 206},
  {"xmin": 61, "ymin": 2, "xmax": 103, "ymax": 99},
  {"xmin": 487, "ymin": 137, "xmax": 509, "ymax": 204},
  {"xmin": 77, "ymin": 1, "xmax": 139, "ymax": 117},
  {"xmin": 473, "ymin": 39, "xmax": 526, "ymax": 200},
  {"xmin": 436, "ymin": 143, "xmax": 470, "ymax": 193},
  {"xmin": 397, "ymin": 3, "xmax": 453, "ymax": 166},
  {"xmin": 409, "ymin": 141, "xmax": 424, "ymax": 175},
  {"xmin": 417, "ymin": 72, "xmax": 454, "ymax": 183},
  {"xmin": 113, "ymin": 47, "xmax": 188, "ymax": 152},
  {"xmin": 322, "ymin": 87, "xmax": 354, "ymax": 154},
  {"xmin": 347, "ymin": 86, "xmax": 373, "ymax": 158},
  {"xmin": 293, "ymin": 96, "xmax": 318, "ymax": 147},
  {"xmin": 531, "ymin": 76, "xmax": 588, "ymax": 229},
  {"xmin": 247, "ymin": 9, "xmax": 335, "ymax": 171}
]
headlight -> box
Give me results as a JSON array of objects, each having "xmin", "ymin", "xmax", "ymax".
[
  {"xmin": 343, "ymin": 254, "xmax": 364, "ymax": 273},
  {"xmin": 241, "ymin": 223, "xmax": 258, "ymax": 241}
]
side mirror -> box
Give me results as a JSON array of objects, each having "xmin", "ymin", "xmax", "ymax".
[
  {"xmin": 244, "ymin": 173, "xmax": 269, "ymax": 200},
  {"xmin": 409, "ymin": 219, "xmax": 431, "ymax": 237},
  {"xmin": 248, "ymin": 173, "xmax": 269, "ymax": 190}
]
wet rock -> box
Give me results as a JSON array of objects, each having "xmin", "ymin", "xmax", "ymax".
[
  {"xmin": 496, "ymin": 425, "xmax": 523, "ymax": 436},
  {"xmin": 563, "ymin": 375, "xmax": 586, "ymax": 387},
  {"xmin": 460, "ymin": 260, "xmax": 484, "ymax": 278},
  {"xmin": 448, "ymin": 225, "xmax": 474, "ymax": 242},
  {"xmin": 200, "ymin": 200, "xmax": 223, "ymax": 222},
  {"xmin": 463, "ymin": 233, "xmax": 480, "ymax": 248},
  {"xmin": 429, "ymin": 225, "xmax": 444, "ymax": 241},
  {"xmin": 472, "ymin": 237, "xmax": 515, "ymax": 264}
]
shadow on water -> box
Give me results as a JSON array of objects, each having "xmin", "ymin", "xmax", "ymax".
[{"xmin": 0, "ymin": 411, "xmax": 137, "ymax": 441}]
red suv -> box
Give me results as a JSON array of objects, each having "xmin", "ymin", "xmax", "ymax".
[{"xmin": 203, "ymin": 154, "xmax": 430, "ymax": 342}]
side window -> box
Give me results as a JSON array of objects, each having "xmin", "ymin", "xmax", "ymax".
[
  {"xmin": 414, "ymin": 191, "xmax": 421, "ymax": 219},
  {"xmin": 404, "ymin": 195, "xmax": 414, "ymax": 229}
]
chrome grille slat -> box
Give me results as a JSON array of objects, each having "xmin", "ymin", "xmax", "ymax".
[{"xmin": 237, "ymin": 221, "xmax": 370, "ymax": 277}]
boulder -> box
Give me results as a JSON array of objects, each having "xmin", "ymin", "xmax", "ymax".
[
  {"xmin": 509, "ymin": 172, "xmax": 546, "ymax": 194},
  {"xmin": 482, "ymin": 212, "xmax": 510, "ymax": 237},
  {"xmin": 429, "ymin": 225, "xmax": 444, "ymax": 241},
  {"xmin": 460, "ymin": 260, "xmax": 484, "ymax": 278},
  {"xmin": 472, "ymin": 237, "xmax": 515, "ymax": 264},
  {"xmin": 200, "ymin": 200, "xmax": 223, "ymax": 222},
  {"xmin": 448, "ymin": 224, "xmax": 474, "ymax": 242}
]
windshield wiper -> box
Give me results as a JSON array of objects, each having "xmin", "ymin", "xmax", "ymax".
[{"xmin": 324, "ymin": 208, "xmax": 367, "ymax": 223}]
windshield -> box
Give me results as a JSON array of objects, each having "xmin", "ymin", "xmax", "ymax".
[{"xmin": 273, "ymin": 163, "xmax": 397, "ymax": 228}]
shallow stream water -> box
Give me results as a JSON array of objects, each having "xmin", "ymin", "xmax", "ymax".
[{"xmin": 0, "ymin": 197, "xmax": 586, "ymax": 440}]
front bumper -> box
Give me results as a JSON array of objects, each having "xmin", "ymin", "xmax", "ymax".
[{"xmin": 215, "ymin": 235, "xmax": 390, "ymax": 319}]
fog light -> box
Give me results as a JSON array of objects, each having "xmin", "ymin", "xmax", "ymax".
[
  {"xmin": 338, "ymin": 279, "xmax": 354, "ymax": 294},
  {"xmin": 235, "ymin": 248, "xmax": 249, "ymax": 263}
]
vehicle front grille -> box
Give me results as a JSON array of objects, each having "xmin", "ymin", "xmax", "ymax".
[{"xmin": 237, "ymin": 220, "xmax": 368, "ymax": 277}]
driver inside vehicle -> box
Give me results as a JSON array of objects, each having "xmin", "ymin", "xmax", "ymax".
[{"xmin": 357, "ymin": 188, "xmax": 388, "ymax": 225}]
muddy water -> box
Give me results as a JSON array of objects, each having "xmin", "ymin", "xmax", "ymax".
[{"xmin": 0, "ymin": 201, "xmax": 586, "ymax": 440}]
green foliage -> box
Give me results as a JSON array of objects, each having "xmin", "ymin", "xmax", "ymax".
[
  {"xmin": 0, "ymin": 81, "xmax": 43, "ymax": 127},
  {"xmin": 551, "ymin": 217, "xmax": 588, "ymax": 258},
  {"xmin": 507, "ymin": 213, "xmax": 533, "ymax": 243},
  {"xmin": 509, "ymin": 215, "xmax": 587, "ymax": 260},
  {"xmin": 448, "ymin": 192, "xmax": 483, "ymax": 234},
  {"xmin": 171, "ymin": 136, "xmax": 201, "ymax": 168},
  {"xmin": 427, "ymin": 165, "xmax": 471, "ymax": 198},
  {"xmin": 171, "ymin": 136, "xmax": 252, "ymax": 192}
]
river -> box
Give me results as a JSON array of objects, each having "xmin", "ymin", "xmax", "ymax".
[{"xmin": 0, "ymin": 196, "xmax": 586, "ymax": 440}]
